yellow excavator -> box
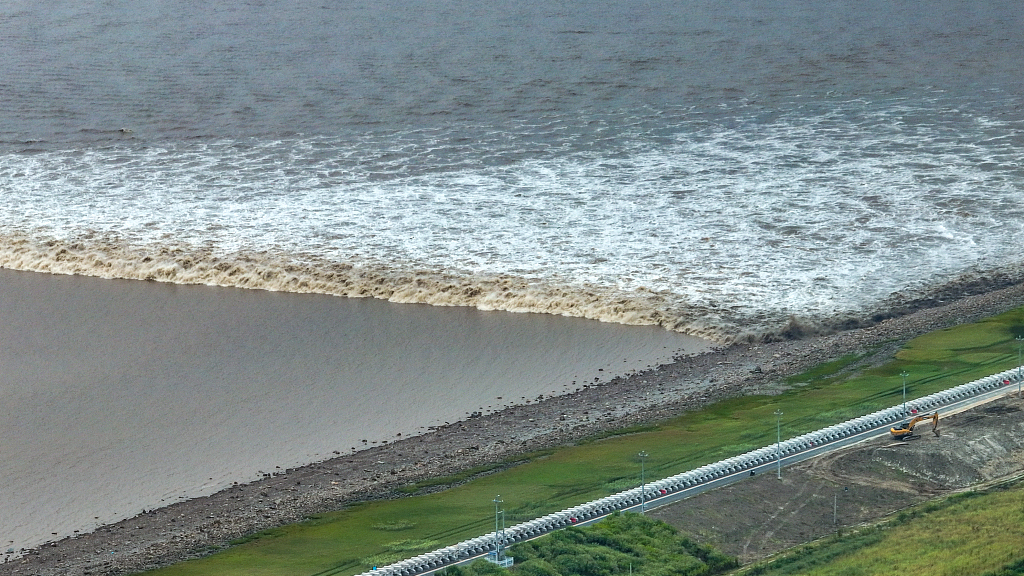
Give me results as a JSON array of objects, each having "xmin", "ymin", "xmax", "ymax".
[{"xmin": 890, "ymin": 412, "xmax": 939, "ymax": 440}]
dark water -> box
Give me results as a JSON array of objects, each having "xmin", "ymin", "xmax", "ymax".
[{"xmin": 4, "ymin": 0, "xmax": 1022, "ymax": 142}]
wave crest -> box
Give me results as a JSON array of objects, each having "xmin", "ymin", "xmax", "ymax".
[
  {"xmin": 0, "ymin": 232, "xmax": 756, "ymax": 343},
  {"xmin": 7, "ymin": 233, "xmax": 1021, "ymax": 345}
]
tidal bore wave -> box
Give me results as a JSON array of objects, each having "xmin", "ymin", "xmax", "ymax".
[{"xmin": 4, "ymin": 232, "xmax": 1021, "ymax": 344}]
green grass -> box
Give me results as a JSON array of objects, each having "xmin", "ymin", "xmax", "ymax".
[
  {"xmin": 140, "ymin": 306, "xmax": 1024, "ymax": 576},
  {"xmin": 742, "ymin": 479, "xmax": 1024, "ymax": 576},
  {"xmin": 783, "ymin": 352, "xmax": 869, "ymax": 386},
  {"xmin": 442, "ymin": 512, "xmax": 739, "ymax": 576}
]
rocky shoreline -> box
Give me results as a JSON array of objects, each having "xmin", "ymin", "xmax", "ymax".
[{"xmin": 5, "ymin": 282, "xmax": 1024, "ymax": 576}]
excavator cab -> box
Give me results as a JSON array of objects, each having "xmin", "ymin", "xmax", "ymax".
[{"xmin": 890, "ymin": 411, "xmax": 939, "ymax": 440}]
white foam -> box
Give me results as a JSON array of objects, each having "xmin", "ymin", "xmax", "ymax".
[{"xmin": 2, "ymin": 97, "xmax": 1024, "ymax": 341}]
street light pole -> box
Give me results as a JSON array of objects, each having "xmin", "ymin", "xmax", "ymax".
[
  {"xmin": 638, "ymin": 451, "xmax": 649, "ymax": 513},
  {"xmin": 1016, "ymin": 335, "xmax": 1023, "ymax": 398},
  {"xmin": 773, "ymin": 409, "xmax": 783, "ymax": 479},
  {"xmin": 900, "ymin": 371, "xmax": 909, "ymax": 416},
  {"xmin": 493, "ymin": 495, "xmax": 502, "ymax": 560}
]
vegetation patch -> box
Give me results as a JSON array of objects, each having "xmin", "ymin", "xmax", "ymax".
[
  {"xmin": 911, "ymin": 323, "xmax": 1007, "ymax": 350},
  {"xmin": 506, "ymin": 501, "xmax": 554, "ymax": 523},
  {"xmin": 981, "ymin": 557, "xmax": 1024, "ymax": 576},
  {"xmin": 601, "ymin": 478, "xmax": 640, "ymax": 493},
  {"xmin": 958, "ymin": 352, "xmax": 1009, "ymax": 365},
  {"xmin": 784, "ymin": 352, "xmax": 868, "ymax": 386},
  {"xmin": 743, "ymin": 479, "xmax": 1024, "ymax": 576},
  {"xmin": 383, "ymin": 539, "xmax": 439, "ymax": 552},
  {"xmin": 372, "ymin": 520, "xmax": 416, "ymax": 532},
  {"xmin": 577, "ymin": 424, "xmax": 660, "ymax": 444},
  {"xmin": 360, "ymin": 553, "xmax": 404, "ymax": 568},
  {"xmin": 895, "ymin": 347, "xmax": 956, "ymax": 362},
  {"xmin": 398, "ymin": 463, "xmax": 508, "ymax": 494},
  {"xmin": 440, "ymin": 513, "xmax": 737, "ymax": 576}
]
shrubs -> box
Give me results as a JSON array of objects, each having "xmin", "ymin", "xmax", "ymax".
[{"xmin": 440, "ymin": 513, "xmax": 737, "ymax": 576}]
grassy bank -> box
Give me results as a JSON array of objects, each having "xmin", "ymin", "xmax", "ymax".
[
  {"xmin": 742, "ymin": 476, "xmax": 1024, "ymax": 576},
  {"xmin": 142, "ymin": 306, "xmax": 1024, "ymax": 576}
]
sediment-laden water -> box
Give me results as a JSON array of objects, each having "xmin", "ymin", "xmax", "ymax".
[{"xmin": 0, "ymin": 269, "xmax": 707, "ymax": 553}]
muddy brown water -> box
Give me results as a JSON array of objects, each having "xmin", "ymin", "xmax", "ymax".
[{"xmin": 0, "ymin": 269, "xmax": 710, "ymax": 553}]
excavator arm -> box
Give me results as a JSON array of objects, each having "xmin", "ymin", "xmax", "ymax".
[{"xmin": 890, "ymin": 412, "xmax": 939, "ymax": 440}]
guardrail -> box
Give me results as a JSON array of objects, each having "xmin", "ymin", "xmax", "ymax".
[{"xmin": 359, "ymin": 367, "xmax": 1023, "ymax": 576}]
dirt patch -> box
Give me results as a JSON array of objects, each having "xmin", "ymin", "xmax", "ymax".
[{"xmin": 650, "ymin": 394, "xmax": 1024, "ymax": 564}]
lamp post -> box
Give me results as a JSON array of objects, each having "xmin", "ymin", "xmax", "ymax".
[
  {"xmin": 773, "ymin": 409, "xmax": 783, "ymax": 479},
  {"xmin": 492, "ymin": 495, "xmax": 503, "ymax": 561},
  {"xmin": 638, "ymin": 451, "xmax": 649, "ymax": 513},
  {"xmin": 900, "ymin": 371, "xmax": 909, "ymax": 416},
  {"xmin": 1016, "ymin": 335, "xmax": 1023, "ymax": 398}
]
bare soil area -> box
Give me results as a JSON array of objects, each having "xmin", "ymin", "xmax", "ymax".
[
  {"xmin": 5, "ymin": 282, "xmax": 1024, "ymax": 576},
  {"xmin": 651, "ymin": 394, "xmax": 1024, "ymax": 563}
]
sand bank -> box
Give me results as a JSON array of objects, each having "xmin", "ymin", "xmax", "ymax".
[{"xmin": 4, "ymin": 282, "xmax": 1024, "ymax": 575}]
